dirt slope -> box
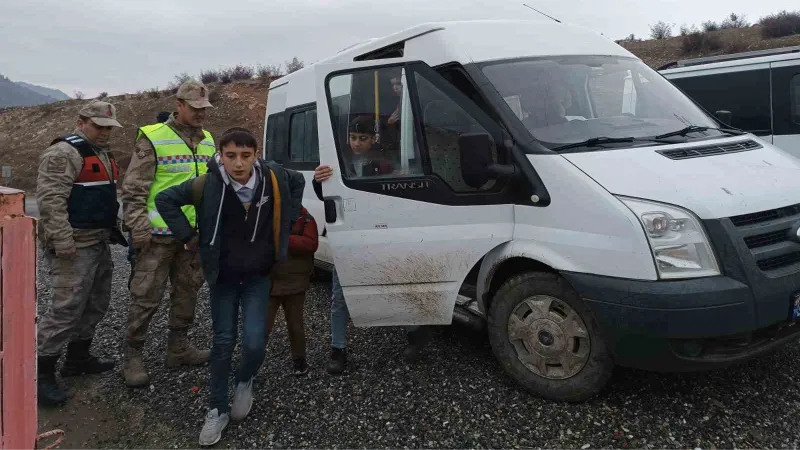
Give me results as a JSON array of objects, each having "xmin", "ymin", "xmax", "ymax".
[
  {"xmin": 0, "ymin": 80, "xmax": 268, "ymax": 190},
  {"xmin": 621, "ymin": 25, "xmax": 800, "ymax": 69}
]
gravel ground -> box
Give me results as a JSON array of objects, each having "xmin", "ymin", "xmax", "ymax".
[{"xmin": 37, "ymin": 246, "xmax": 800, "ymax": 448}]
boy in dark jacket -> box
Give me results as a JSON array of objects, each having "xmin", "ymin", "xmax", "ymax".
[
  {"xmin": 266, "ymin": 205, "xmax": 318, "ymax": 375},
  {"xmin": 155, "ymin": 128, "xmax": 304, "ymax": 446}
]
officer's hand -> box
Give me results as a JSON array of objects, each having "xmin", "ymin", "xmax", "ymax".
[
  {"xmin": 55, "ymin": 247, "xmax": 77, "ymax": 258},
  {"xmin": 133, "ymin": 236, "xmax": 151, "ymax": 253},
  {"xmin": 314, "ymin": 165, "xmax": 334, "ymax": 183},
  {"xmin": 184, "ymin": 238, "xmax": 199, "ymax": 252}
]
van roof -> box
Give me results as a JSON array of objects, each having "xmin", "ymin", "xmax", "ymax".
[
  {"xmin": 660, "ymin": 45, "xmax": 800, "ymax": 74},
  {"xmin": 270, "ymin": 20, "xmax": 634, "ymax": 90}
]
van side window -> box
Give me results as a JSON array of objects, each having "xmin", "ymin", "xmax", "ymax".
[
  {"xmin": 327, "ymin": 68, "xmax": 424, "ymax": 179},
  {"xmin": 413, "ymin": 71, "xmax": 498, "ymax": 192},
  {"xmin": 670, "ymin": 69, "xmax": 772, "ymax": 135},
  {"xmin": 288, "ymin": 109, "xmax": 319, "ymax": 163},
  {"xmin": 265, "ymin": 112, "xmax": 286, "ymax": 161},
  {"xmin": 792, "ymin": 74, "xmax": 800, "ymax": 124},
  {"xmin": 326, "ymin": 66, "xmax": 501, "ymax": 192}
]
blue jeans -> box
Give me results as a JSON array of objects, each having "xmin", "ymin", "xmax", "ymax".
[
  {"xmin": 209, "ymin": 276, "xmax": 271, "ymax": 413},
  {"xmin": 330, "ymin": 268, "xmax": 350, "ymax": 350}
]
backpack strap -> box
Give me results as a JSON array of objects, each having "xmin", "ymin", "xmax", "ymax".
[{"xmin": 191, "ymin": 174, "xmax": 208, "ymax": 208}]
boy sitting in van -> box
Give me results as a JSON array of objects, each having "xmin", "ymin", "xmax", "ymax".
[
  {"xmin": 155, "ymin": 128, "xmax": 304, "ymax": 445},
  {"xmin": 343, "ymin": 115, "xmax": 394, "ymax": 178}
]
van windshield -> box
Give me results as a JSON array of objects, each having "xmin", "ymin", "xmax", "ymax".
[{"xmin": 481, "ymin": 56, "xmax": 722, "ymax": 151}]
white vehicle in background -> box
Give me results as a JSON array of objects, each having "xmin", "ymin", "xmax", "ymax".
[
  {"xmin": 660, "ymin": 46, "xmax": 800, "ymax": 156},
  {"xmin": 264, "ymin": 20, "xmax": 800, "ymax": 401}
]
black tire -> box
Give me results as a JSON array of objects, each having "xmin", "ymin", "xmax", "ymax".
[{"xmin": 487, "ymin": 272, "xmax": 613, "ymax": 402}]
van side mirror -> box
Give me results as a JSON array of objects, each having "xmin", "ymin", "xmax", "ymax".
[
  {"xmin": 715, "ymin": 110, "xmax": 732, "ymax": 127},
  {"xmin": 459, "ymin": 133, "xmax": 518, "ymax": 189},
  {"xmin": 458, "ymin": 133, "xmax": 493, "ymax": 188}
]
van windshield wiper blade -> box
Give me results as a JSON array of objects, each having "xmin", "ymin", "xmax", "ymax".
[
  {"xmin": 552, "ymin": 136, "xmax": 665, "ymax": 152},
  {"xmin": 655, "ymin": 125, "xmax": 744, "ymax": 139}
]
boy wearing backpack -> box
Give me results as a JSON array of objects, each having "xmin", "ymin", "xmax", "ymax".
[
  {"xmin": 266, "ymin": 205, "xmax": 318, "ymax": 376},
  {"xmin": 155, "ymin": 128, "xmax": 304, "ymax": 446}
]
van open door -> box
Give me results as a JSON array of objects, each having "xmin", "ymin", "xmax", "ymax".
[{"xmin": 313, "ymin": 59, "xmax": 517, "ymax": 326}]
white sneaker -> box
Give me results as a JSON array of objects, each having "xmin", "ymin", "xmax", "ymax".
[
  {"xmin": 230, "ymin": 378, "xmax": 253, "ymax": 421},
  {"xmin": 199, "ymin": 408, "xmax": 229, "ymax": 446}
]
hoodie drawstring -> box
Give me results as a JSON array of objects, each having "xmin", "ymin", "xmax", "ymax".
[
  {"xmin": 250, "ymin": 171, "xmax": 267, "ymax": 243},
  {"xmin": 209, "ymin": 182, "xmax": 225, "ymax": 246}
]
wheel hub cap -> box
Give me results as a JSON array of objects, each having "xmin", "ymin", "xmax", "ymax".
[{"xmin": 506, "ymin": 295, "xmax": 591, "ymax": 380}]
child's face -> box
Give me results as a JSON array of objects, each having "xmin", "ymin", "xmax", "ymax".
[
  {"xmin": 391, "ymin": 77, "xmax": 403, "ymax": 96},
  {"xmin": 220, "ymin": 143, "xmax": 257, "ymax": 184},
  {"xmin": 349, "ymin": 132, "xmax": 375, "ymax": 155}
]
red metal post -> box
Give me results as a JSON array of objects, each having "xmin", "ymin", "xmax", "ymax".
[{"xmin": 0, "ymin": 187, "xmax": 37, "ymax": 450}]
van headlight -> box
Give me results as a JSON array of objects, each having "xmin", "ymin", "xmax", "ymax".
[{"xmin": 618, "ymin": 197, "xmax": 720, "ymax": 279}]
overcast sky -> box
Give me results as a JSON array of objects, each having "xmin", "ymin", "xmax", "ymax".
[{"xmin": 0, "ymin": 0, "xmax": 795, "ymax": 97}]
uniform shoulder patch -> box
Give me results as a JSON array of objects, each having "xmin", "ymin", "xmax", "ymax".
[
  {"xmin": 135, "ymin": 142, "xmax": 153, "ymax": 159},
  {"xmin": 46, "ymin": 156, "xmax": 68, "ymax": 173}
]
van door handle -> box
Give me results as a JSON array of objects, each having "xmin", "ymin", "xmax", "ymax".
[{"xmin": 324, "ymin": 199, "xmax": 336, "ymax": 223}]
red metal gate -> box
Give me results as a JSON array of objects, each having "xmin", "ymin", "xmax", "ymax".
[{"xmin": 0, "ymin": 187, "xmax": 38, "ymax": 450}]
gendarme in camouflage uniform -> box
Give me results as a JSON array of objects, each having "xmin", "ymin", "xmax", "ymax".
[
  {"xmin": 120, "ymin": 80, "xmax": 215, "ymax": 387},
  {"xmin": 37, "ymin": 101, "xmax": 123, "ymax": 406}
]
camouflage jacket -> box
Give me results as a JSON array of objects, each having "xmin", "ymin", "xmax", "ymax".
[
  {"xmin": 120, "ymin": 113, "xmax": 208, "ymax": 246},
  {"xmin": 36, "ymin": 129, "xmax": 114, "ymax": 251}
]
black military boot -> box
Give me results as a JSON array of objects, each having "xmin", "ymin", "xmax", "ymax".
[
  {"xmin": 61, "ymin": 339, "xmax": 115, "ymax": 377},
  {"xmin": 38, "ymin": 355, "xmax": 68, "ymax": 406},
  {"xmin": 325, "ymin": 347, "xmax": 347, "ymax": 374}
]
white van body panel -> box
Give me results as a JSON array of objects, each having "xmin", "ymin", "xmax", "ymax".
[
  {"xmin": 517, "ymin": 155, "xmax": 656, "ymax": 277},
  {"xmin": 563, "ymin": 136, "xmax": 800, "ymax": 219}
]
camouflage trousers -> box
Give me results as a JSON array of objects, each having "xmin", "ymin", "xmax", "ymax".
[
  {"xmin": 38, "ymin": 242, "xmax": 113, "ymax": 357},
  {"xmin": 125, "ymin": 237, "xmax": 205, "ymax": 347}
]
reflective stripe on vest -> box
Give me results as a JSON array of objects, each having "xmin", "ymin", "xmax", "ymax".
[{"xmin": 139, "ymin": 123, "xmax": 215, "ymax": 235}]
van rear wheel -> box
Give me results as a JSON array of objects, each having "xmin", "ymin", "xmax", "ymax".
[{"xmin": 487, "ymin": 272, "xmax": 613, "ymax": 402}]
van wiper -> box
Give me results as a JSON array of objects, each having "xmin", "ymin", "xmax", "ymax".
[
  {"xmin": 655, "ymin": 125, "xmax": 744, "ymax": 140},
  {"xmin": 552, "ymin": 136, "xmax": 666, "ymax": 152}
]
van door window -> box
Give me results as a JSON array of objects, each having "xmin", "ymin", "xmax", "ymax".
[
  {"xmin": 327, "ymin": 67, "xmax": 424, "ymax": 179},
  {"xmin": 324, "ymin": 63, "xmax": 519, "ymax": 206}
]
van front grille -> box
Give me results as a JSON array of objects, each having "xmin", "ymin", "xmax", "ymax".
[{"xmin": 729, "ymin": 204, "xmax": 800, "ymax": 275}]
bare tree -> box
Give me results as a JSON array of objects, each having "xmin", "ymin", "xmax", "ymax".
[
  {"xmin": 285, "ymin": 57, "xmax": 305, "ymax": 74},
  {"xmin": 200, "ymin": 70, "xmax": 221, "ymax": 84},
  {"xmin": 721, "ymin": 13, "xmax": 749, "ymax": 29},
  {"xmin": 649, "ymin": 21, "xmax": 673, "ymax": 39},
  {"xmin": 257, "ymin": 64, "xmax": 283, "ymax": 80},
  {"xmin": 74, "ymin": 90, "xmax": 85, "ymax": 100}
]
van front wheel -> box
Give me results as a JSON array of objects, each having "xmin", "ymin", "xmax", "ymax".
[{"xmin": 488, "ymin": 272, "xmax": 613, "ymax": 402}]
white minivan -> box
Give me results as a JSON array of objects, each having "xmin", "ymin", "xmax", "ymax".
[{"xmin": 264, "ymin": 20, "xmax": 800, "ymax": 401}]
